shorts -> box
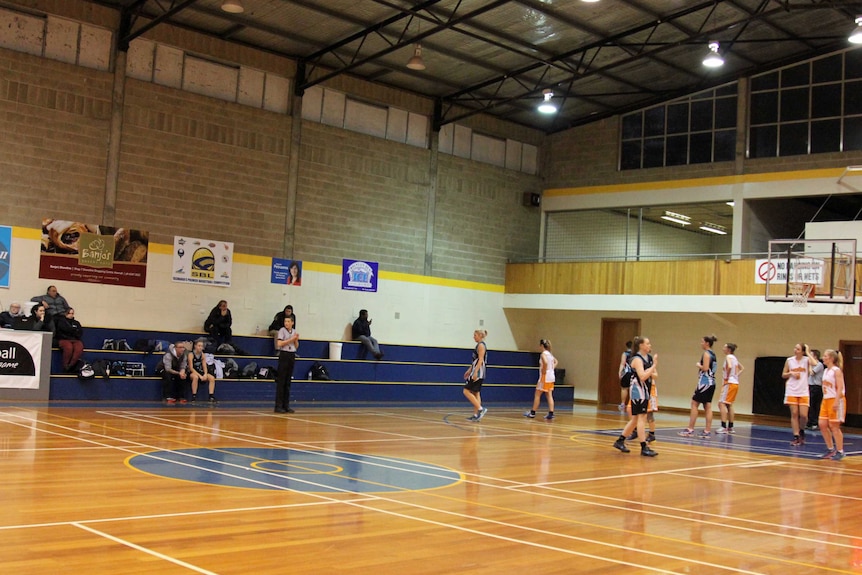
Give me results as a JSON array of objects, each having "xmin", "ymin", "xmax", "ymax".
[
  {"xmin": 819, "ymin": 397, "xmax": 845, "ymax": 423},
  {"xmin": 464, "ymin": 378, "xmax": 484, "ymax": 392},
  {"xmin": 692, "ymin": 385, "xmax": 716, "ymax": 405},
  {"xmin": 784, "ymin": 395, "xmax": 810, "ymax": 407},
  {"xmin": 537, "ymin": 374, "xmax": 554, "ymax": 393},
  {"xmin": 719, "ymin": 382, "xmax": 738, "ymax": 404},
  {"xmin": 630, "ymin": 398, "xmax": 649, "ymax": 416}
]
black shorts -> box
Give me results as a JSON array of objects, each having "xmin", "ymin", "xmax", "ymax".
[
  {"xmin": 630, "ymin": 398, "xmax": 649, "ymax": 416},
  {"xmin": 692, "ymin": 385, "xmax": 716, "ymax": 405},
  {"xmin": 464, "ymin": 378, "xmax": 484, "ymax": 392}
]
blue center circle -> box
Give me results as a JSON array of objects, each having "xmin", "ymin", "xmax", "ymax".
[{"xmin": 127, "ymin": 447, "xmax": 462, "ymax": 493}]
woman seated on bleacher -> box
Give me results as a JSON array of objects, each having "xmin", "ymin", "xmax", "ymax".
[
  {"xmin": 54, "ymin": 308, "xmax": 84, "ymax": 372},
  {"xmin": 187, "ymin": 338, "xmax": 217, "ymax": 405}
]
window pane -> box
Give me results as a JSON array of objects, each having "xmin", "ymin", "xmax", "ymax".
[
  {"xmin": 810, "ymin": 119, "xmax": 840, "ymax": 153},
  {"xmin": 845, "ymin": 80, "xmax": 862, "ymax": 115},
  {"xmin": 665, "ymin": 135, "xmax": 688, "ymax": 166},
  {"xmin": 781, "ymin": 63, "xmax": 810, "ymax": 87},
  {"xmin": 749, "ymin": 125, "xmax": 777, "ymax": 158},
  {"xmin": 844, "ymin": 117, "xmax": 862, "ymax": 151},
  {"xmin": 620, "ymin": 140, "xmax": 642, "ymax": 169},
  {"xmin": 714, "ymin": 96, "xmax": 737, "ymax": 129},
  {"xmin": 812, "ymin": 84, "xmax": 841, "ymax": 118},
  {"xmin": 621, "ymin": 112, "xmax": 642, "ymax": 139},
  {"xmin": 715, "ymin": 84, "xmax": 736, "ymax": 97},
  {"xmin": 690, "ymin": 132, "xmax": 712, "ymax": 164},
  {"xmin": 779, "ymin": 122, "xmax": 808, "ymax": 156},
  {"xmin": 666, "ymin": 103, "xmax": 689, "ymax": 134},
  {"xmin": 690, "ymin": 100, "xmax": 713, "ymax": 131},
  {"xmin": 750, "ymin": 91, "xmax": 778, "ymax": 124},
  {"xmin": 812, "ymin": 54, "xmax": 842, "ymax": 84},
  {"xmin": 751, "ymin": 72, "xmax": 778, "ymax": 91},
  {"xmin": 644, "ymin": 107, "xmax": 665, "ymax": 137},
  {"xmin": 714, "ymin": 129, "xmax": 736, "ymax": 162},
  {"xmin": 780, "ymin": 87, "xmax": 809, "ymax": 122},
  {"xmin": 643, "ymin": 137, "xmax": 664, "ymax": 168},
  {"xmin": 846, "ymin": 49, "xmax": 862, "ymax": 80}
]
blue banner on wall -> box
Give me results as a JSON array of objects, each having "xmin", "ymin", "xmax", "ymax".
[
  {"xmin": 0, "ymin": 226, "xmax": 11, "ymax": 288},
  {"xmin": 342, "ymin": 259, "xmax": 378, "ymax": 292},
  {"xmin": 271, "ymin": 258, "xmax": 302, "ymax": 286}
]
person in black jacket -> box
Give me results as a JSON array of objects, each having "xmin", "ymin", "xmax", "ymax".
[
  {"xmin": 55, "ymin": 308, "xmax": 84, "ymax": 371},
  {"xmin": 204, "ymin": 300, "xmax": 232, "ymax": 345},
  {"xmin": 267, "ymin": 305, "xmax": 296, "ymax": 339},
  {"xmin": 15, "ymin": 303, "xmax": 54, "ymax": 334},
  {"xmin": 0, "ymin": 301, "xmax": 25, "ymax": 328}
]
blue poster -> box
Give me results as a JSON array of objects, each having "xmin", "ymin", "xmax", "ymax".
[
  {"xmin": 271, "ymin": 258, "xmax": 302, "ymax": 286},
  {"xmin": 0, "ymin": 226, "xmax": 10, "ymax": 288},
  {"xmin": 342, "ymin": 259, "xmax": 378, "ymax": 292}
]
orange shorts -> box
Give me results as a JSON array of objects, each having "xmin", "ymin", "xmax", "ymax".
[
  {"xmin": 537, "ymin": 374, "xmax": 554, "ymax": 393},
  {"xmin": 719, "ymin": 382, "xmax": 738, "ymax": 404},
  {"xmin": 819, "ymin": 397, "xmax": 845, "ymax": 423},
  {"xmin": 784, "ymin": 395, "xmax": 810, "ymax": 407}
]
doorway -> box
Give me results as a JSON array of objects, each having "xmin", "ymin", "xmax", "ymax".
[
  {"xmin": 599, "ymin": 318, "xmax": 640, "ymax": 408},
  {"xmin": 840, "ymin": 340, "xmax": 862, "ymax": 428}
]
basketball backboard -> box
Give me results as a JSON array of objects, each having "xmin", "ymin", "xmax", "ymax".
[{"xmin": 764, "ymin": 239, "xmax": 856, "ymax": 304}]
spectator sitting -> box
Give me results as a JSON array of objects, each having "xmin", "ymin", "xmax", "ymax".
[
  {"xmin": 54, "ymin": 308, "xmax": 84, "ymax": 371},
  {"xmin": 267, "ymin": 305, "xmax": 297, "ymax": 338},
  {"xmin": 187, "ymin": 338, "xmax": 217, "ymax": 404},
  {"xmin": 30, "ymin": 285, "xmax": 71, "ymax": 318},
  {"xmin": 204, "ymin": 300, "xmax": 232, "ymax": 345},
  {"xmin": 0, "ymin": 301, "xmax": 25, "ymax": 328},
  {"xmin": 161, "ymin": 341, "xmax": 188, "ymax": 405},
  {"xmin": 352, "ymin": 309, "xmax": 383, "ymax": 360},
  {"xmin": 15, "ymin": 303, "xmax": 54, "ymax": 333}
]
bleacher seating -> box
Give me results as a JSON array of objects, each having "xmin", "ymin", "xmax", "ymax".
[{"xmin": 47, "ymin": 328, "xmax": 574, "ymax": 405}]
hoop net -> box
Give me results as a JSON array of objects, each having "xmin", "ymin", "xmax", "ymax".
[{"xmin": 789, "ymin": 283, "xmax": 813, "ymax": 307}]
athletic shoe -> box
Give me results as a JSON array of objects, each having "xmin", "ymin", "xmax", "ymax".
[
  {"xmin": 627, "ymin": 431, "xmax": 638, "ymax": 441},
  {"xmin": 716, "ymin": 427, "xmax": 729, "ymax": 434},
  {"xmin": 820, "ymin": 449, "xmax": 837, "ymax": 459},
  {"xmin": 179, "ymin": 398, "xmax": 187, "ymax": 405},
  {"xmin": 832, "ymin": 451, "xmax": 846, "ymax": 461},
  {"xmin": 286, "ymin": 408, "xmax": 295, "ymax": 413},
  {"xmin": 646, "ymin": 433, "xmax": 656, "ymax": 443},
  {"xmin": 543, "ymin": 413, "xmax": 554, "ymax": 421},
  {"xmin": 466, "ymin": 415, "xmax": 479, "ymax": 421},
  {"xmin": 209, "ymin": 396, "xmax": 218, "ymax": 406},
  {"xmin": 727, "ymin": 428, "xmax": 735, "ymax": 434},
  {"xmin": 790, "ymin": 437, "xmax": 803, "ymax": 446},
  {"xmin": 165, "ymin": 398, "xmax": 176, "ymax": 405},
  {"xmin": 678, "ymin": 429, "xmax": 694, "ymax": 437},
  {"xmin": 190, "ymin": 394, "xmax": 197, "ymax": 404},
  {"xmin": 523, "ymin": 411, "xmax": 535, "ymax": 418},
  {"xmin": 477, "ymin": 407, "xmax": 488, "ymax": 420},
  {"xmin": 612, "ymin": 439, "xmax": 630, "ymax": 453},
  {"xmin": 641, "ymin": 447, "xmax": 658, "ymax": 457},
  {"xmin": 697, "ymin": 430, "xmax": 711, "ymax": 439},
  {"xmin": 617, "ymin": 403, "xmax": 626, "ymax": 414}
]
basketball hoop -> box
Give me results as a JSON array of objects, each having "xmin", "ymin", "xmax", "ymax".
[{"xmin": 789, "ymin": 283, "xmax": 813, "ymax": 307}]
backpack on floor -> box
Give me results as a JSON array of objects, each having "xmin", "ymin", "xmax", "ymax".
[
  {"xmin": 91, "ymin": 359, "xmax": 112, "ymax": 379},
  {"xmin": 257, "ymin": 365, "xmax": 276, "ymax": 380},
  {"xmin": 309, "ymin": 362, "xmax": 332, "ymax": 381},
  {"xmin": 77, "ymin": 363, "xmax": 95, "ymax": 381}
]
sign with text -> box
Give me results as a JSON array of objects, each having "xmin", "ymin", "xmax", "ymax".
[
  {"xmin": 39, "ymin": 219, "xmax": 149, "ymax": 287},
  {"xmin": 172, "ymin": 236, "xmax": 234, "ymax": 287},
  {"xmin": 0, "ymin": 225, "xmax": 10, "ymax": 288},
  {"xmin": 342, "ymin": 259, "xmax": 378, "ymax": 292},
  {"xmin": 271, "ymin": 258, "xmax": 302, "ymax": 286},
  {"xmin": 0, "ymin": 331, "xmax": 42, "ymax": 389},
  {"xmin": 756, "ymin": 258, "xmax": 824, "ymax": 284}
]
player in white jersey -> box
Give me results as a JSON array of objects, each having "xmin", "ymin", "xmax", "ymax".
[
  {"xmin": 818, "ymin": 349, "xmax": 846, "ymax": 461},
  {"xmin": 782, "ymin": 343, "xmax": 811, "ymax": 446},
  {"xmin": 717, "ymin": 343, "xmax": 744, "ymax": 434}
]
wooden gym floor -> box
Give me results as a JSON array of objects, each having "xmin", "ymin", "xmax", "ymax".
[{"xmin": 0, "ymin": 403, "xmax": 859, "ymax": 574}]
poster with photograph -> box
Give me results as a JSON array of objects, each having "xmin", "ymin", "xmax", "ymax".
[
  {"xmin": 38, "ymin": 219, "xmax": 149, "ymax": 287},
  {"xmin": 172, "ymin": 236, "xmax": 233, "ymax": 287},
  {"xmin": 342, "ymin": 258, "xmax": 378, "ymax": 292},
  {"xmin": 0, "ymin": 225, "xmax": 10, "ymax": 288},
  {"xmin": 271, "ymin": 258, "xmax": 302, "ymax": 286}
]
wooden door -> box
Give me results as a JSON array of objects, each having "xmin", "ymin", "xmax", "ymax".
[
  {"xmin": 840, "ymin": 340, "xmax": 862, "ymax": 427},
  {"xmin": 598, "ymin": 318, "xmax": 640, "ymax": 407}
]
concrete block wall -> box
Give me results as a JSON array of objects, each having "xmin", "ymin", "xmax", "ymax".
[{"xmin": 118, "ymin": 79, "xmax": 292, "ymax": 254}]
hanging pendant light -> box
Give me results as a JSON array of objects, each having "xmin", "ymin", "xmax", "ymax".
[
  {"xmin": 702, "ymin": 41, "xmax": 724, "ymax": 68},
  {"xmin": 537, "ymin": 89, "xmax": 558, "ymax": 114},
  {"xmin": 406, "ymin": 44, "xmax": 426, "ymax": 71},
  {"xmin": 850, "ymin": 17, "xmax": 862, "ymax": 44}
]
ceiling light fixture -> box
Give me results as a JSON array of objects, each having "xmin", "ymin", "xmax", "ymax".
[
  {"xmin": 221, "ymin": 0, "xmax": 244, "ymax": 14},
  {"xmin": 702, "ymin": 41, "xmax": 724, "ymax": 68},
  {"xmin": 660, "ymin": 211, "xmax": 691, "ymax": 226},
  {"xmin": 406, "ymin": 44, "xmax": 426, "ymax": 70},
  {"xmin": 726, "ymin": 201, "xmax": 735, "ymax": 207},
  {"xmin": 850, "ymin": 17, "xmax": 862, "ymax": 44},
  {"xmin": 537, "ymin": 89, "xmax": 558, "ymax": 114},
  {"xmin": 699, "ymin": 222, "xmax": 727, "ymax": 235}
]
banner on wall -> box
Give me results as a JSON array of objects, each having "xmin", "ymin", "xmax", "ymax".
[
  {"xmin": 0, "ymin": 331, "xmax": 42, "ymax": 389},
  {"xmin": 172, "ymin": 236, "xmax": 233, "ymax": 287},
  {"xmin": 38, "ymin": 219, "xmax": 149, "ymax": 287},
  {"xmin": 271, "ymin": 258, "xmax": 302, "ymax": 286},
  {"xmin": 0, "ymin": 225, "xmax": 10, "ymax": 288},
  {"xmin": 342, "ymin": 259, "xmax": 378, "ymax": 292}
]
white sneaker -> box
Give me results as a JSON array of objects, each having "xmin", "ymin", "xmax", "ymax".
[{"xmin": 716, "ymin": 427, "xmax": 729, "ymax": 434}]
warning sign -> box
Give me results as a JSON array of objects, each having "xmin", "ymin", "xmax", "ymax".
[{"xmin": 755, "ymin": 258, "xmax": 823, "ymax": 284}]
